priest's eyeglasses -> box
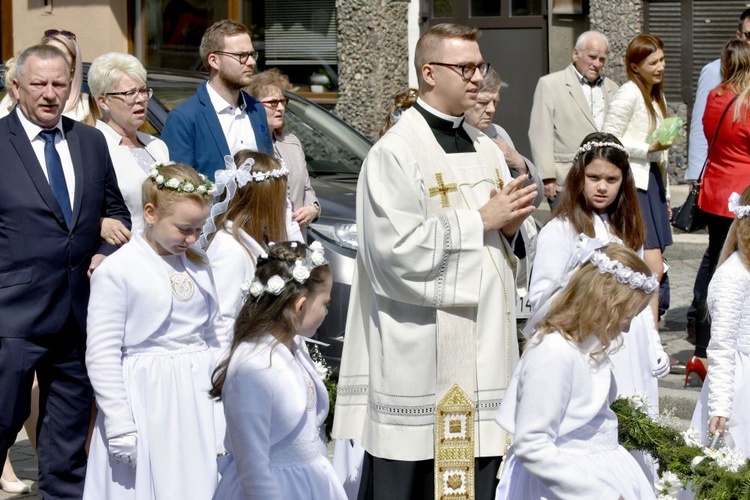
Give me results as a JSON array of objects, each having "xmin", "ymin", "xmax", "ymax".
[
  {"xmin": 104, "ymin": 88, "xmax": 154, "ymax": 104},
  {"xmin": 214, "ymin": 50, "xmax": 259, "ymax": 65},
  {"xmin": 429, "ymin": 62, "xmax": 490, "ymax": 80}
]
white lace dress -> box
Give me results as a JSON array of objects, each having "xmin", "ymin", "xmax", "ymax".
[
  {"xmin": 213, "ymin": 334, "xmax": 347, "ymax": 500},
  {"xmin": 691, "ymin": 252, "xmax": 750, "ymax": 456},
  {"xmin": 495, "ymin": 332, "xmax": 656, "ymax": 500}
]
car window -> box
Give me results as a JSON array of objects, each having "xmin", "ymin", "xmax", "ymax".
[{"xmin": 284, "ymin": 99, "xmax": 369, "ymax": 177}]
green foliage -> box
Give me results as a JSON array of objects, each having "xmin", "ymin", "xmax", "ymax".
[
  {"xmin": 307, "ymin": 344, "xmax": 337, "ymax": 440},
  {"xmin": 612, "ymin": 397, "xmax": 750, "ymax": 499}
]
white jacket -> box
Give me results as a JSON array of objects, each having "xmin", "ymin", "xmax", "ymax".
[
  {"xmin": 602, "ymin": 81, "xmax": 668, "ymax": 194},
  {"xmin": 86, "ymin": 233, "xmax": 225, "ymax": 439},
  {"xmin": 96, "ymin": 120, "xmax": 170, "ymax": 235},
  {"xmin": 706, "ymin": 252, "xmax": 750, "ymax": 419}
]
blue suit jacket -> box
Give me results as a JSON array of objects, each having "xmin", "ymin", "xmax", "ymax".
[
  {"xmin": 161, "ymin": 81, "xmax": 274, "ymax": 180},
  {"xmin": 0, "ymin": 111, "xmax": 130, "ymax": 338}
]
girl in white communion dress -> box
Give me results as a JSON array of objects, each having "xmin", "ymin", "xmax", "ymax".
[
  {"xmin": 496, "ymin": 243, "xmax": 658, "ymax": 500},
  {"xmin": 210, "ymin": 241, "xmax": 347, "ymax": 500},
  {"xmin": 84, "ymin": 163, "xmax": 226, "ymax": 500}
]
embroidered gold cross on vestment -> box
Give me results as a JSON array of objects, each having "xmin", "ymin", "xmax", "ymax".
[{"xmin": 428, "ymin": 173, "xmax": 458, "ymax": 208}]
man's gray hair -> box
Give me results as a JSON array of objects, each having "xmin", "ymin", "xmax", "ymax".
[
  {"xmin": 15, "ymin": 44, "xmax": 70, "ymax": 80},
  {"xmin": 575, "ymin": 31, "xmax": 609, "ymax": 52}
]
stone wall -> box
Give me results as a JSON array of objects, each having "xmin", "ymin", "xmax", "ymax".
[
  {"xmin": 335, "ymin": 0, "xmax": 410, "ymax": 141},
  {"xmin": 590, "ymin": 0, "xmax": 687, "ymax": 183}
]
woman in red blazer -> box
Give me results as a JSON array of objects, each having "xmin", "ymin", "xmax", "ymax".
[{"xmin": 694, "ymin": 39, "xmax": 750, "ymax": 377}]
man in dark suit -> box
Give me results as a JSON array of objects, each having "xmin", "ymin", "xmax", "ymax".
[
  {"xmin": 162, "ymin": 19, "xmax": 273, "ymax": 180},
  {"xmin": 0, "ymin": 44, "xmax": 130, "ymax": 500}
]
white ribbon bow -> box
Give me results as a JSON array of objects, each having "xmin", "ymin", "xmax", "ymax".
[
  {"xmin": 199, "ymin": 156, "xmax": 256, "ymax": 248},
  {"xmin": 728, "ymin": 192, "xmax": 750, "ymax": 219},
  {"xmin": 215, "ymin": 156, "xmax": 254, "ymax": 191}
]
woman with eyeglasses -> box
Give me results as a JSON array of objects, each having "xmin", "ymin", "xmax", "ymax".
[
  {"xmin": 88, "ymin": 52, "xmax": 169, "ymax": 241},
  {"xmin": 246, "ymin": 69, "xmax": 321, "ymax": 228},
  {"xmin": 0, "ymin": 29, "xmax": 89, "ymax": 120}
]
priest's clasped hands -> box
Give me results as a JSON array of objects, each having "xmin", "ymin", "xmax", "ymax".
[{"xmin": 478, "ymin": 175, "xmax": 537, "ymax": 238}]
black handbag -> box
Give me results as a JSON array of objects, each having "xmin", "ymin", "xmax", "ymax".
[
  {"xmin": 671, "ymin": 184, "xmax": 704, "ymax": 232},
  {"xmin": 671, "ymin": 94, "xmax": 739, "ymax": 232}
]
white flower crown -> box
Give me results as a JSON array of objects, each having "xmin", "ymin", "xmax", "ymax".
[
  {"xmin": 149, "ymin": 162, "xmax": 217, "ymax": 196},
  {"xmin": 247, "ymin": 158, "xmax": 290, "ymax": 183},
  {"xmin": 573, "ymin": 141, "xmax": 630, "ymax": 162},
  {"xmin": 587, "ymin": 248, "xmax": 659, "ymax": 293},
  {"xmin": 728, "ymin": 192, "xmax": 750, "ymax": 219},
  {"xmin": 241, "ymin": 241, "xmax": 329, "ymax": 300}
]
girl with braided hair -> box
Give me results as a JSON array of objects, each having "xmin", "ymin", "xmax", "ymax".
[{"xmin": 210, "ymin": 241, "xmax": 346, "ymax": 499}]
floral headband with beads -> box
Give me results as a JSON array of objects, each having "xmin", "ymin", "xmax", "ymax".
[
  {"xmin": 728, "ymin": 192, "xmax": 750, "ymax": 219},
  {"xmin": 241, "ymin": 241, "xmax": 329, "ymax": 300},
  {"xmin": 573, "ymin": 141, "xmax": 630, "ymax": 162},
  {"xmin": 149, "ymin": 161, "xmax": 217, "ymax": 197}
]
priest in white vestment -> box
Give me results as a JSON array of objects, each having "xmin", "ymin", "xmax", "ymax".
[{"xmin": 333, "ymin": 23, "xmax": 538, "ymax": 500}]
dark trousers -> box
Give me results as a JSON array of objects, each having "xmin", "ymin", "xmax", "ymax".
[
  {"xmin": 690, "ymin": 213, "xmax": 734, "ymax": 358},
  {"xmin": 357, "ymin": 451, "xmax": 501, "ymax": 500},
  {"xmin": 0, "ymin": 321, "xmax": 92, "ymax": 500}
]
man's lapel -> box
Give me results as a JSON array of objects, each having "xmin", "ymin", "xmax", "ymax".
[
  {"xmin": 8, "ymin": 112, "xmax": 68, "ymax": 227},
  {"xmin": 565, "ymin": 65, "xmax": 597, "ymax": 129},
  {"xmin": 198, "ymin": 82, "xmax": 231, "ymax": 162},
  {"xmin": 64, "ymin": 119, "xmax": 84, "ymax": 229}
]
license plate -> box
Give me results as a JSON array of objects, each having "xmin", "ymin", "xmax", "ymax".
[{"xmin": 516, "ymin": 294, "xmax": 532, "ymax": 319}]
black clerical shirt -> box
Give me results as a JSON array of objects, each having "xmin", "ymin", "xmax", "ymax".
[{"xmin": 413, "ymin": 102, "xmax": 475, "ymax": 154}]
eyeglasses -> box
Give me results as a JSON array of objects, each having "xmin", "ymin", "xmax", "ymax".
[
  {"xmin": 260, "ymin": 98, "xmax": 289, "ymax": 109},
  {"xmin": 104, "ymin": 87, "xmax": 154, "ymax": 104},
  {"xmin": 213, "ymin": 50, "xmax": 258, "ymax": 65},
  {"xmin": 44, "ymin": 29, "xmax": 77, "ymax": 41},
  {"xmin": 741, "ymin": 31, "xmax": 750, "ymax": 40},
  {"xmin": 429, "ymin": 61, "xmax": 490, "ymax": 80}
]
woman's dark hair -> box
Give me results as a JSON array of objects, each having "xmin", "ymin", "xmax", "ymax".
[
  {"xmin": 553, "ymin": 132, "xmax": 646, "ymax": 250},
  {"xmin": 210, "ymin": 241, "xmax": 331, "ymax": 399}
]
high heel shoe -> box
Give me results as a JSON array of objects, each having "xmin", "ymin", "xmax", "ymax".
[
  {"xmin": 684, "ymin": 356, "xmax": 707, "ymax": 387},
  {"xmin": 0, "ymin": 476, "xmax": 30, "ymax": 494}
]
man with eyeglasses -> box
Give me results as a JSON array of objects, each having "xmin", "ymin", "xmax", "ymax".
[
  {"xmin": 162, "ymin": 19, "xmax": 273, "ymax": 180},
  {"xmin": 334, "ymin": 23, "xmax": 536, "ymax": 500},
  {"xmin": 528, "ymin": 30, "xmax": 619, "ymax": 209}
]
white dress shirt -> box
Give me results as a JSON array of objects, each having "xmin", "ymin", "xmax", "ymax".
[
  {"xmin": 16, "ymin": 107, "xmax": 75, "ymax": 210},
  {"xmin": 573, "ymin": 67, "xmax": 607, "ymax": 129},
  {"xmin": 206, "ymin": 81, "xmax": 258, "ymax": 154}
]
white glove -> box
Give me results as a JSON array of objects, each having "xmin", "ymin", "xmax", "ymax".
[
  {"xmin": 652, "ymin": 349, "xmax": 671, "ymax": 379},
  {"xmin": 108, "ymin": 432, "xmax": 137, "ymax": 470}
]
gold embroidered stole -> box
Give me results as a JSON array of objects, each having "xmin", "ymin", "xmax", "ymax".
[{"xmin": 393, "ymin": 109, "xmax": 512, "ymax": 499}]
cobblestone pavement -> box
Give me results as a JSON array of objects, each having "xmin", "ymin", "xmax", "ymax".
[{"xmin": 0, "ymin": 187, "xmax": 707, "ymax": 498}]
